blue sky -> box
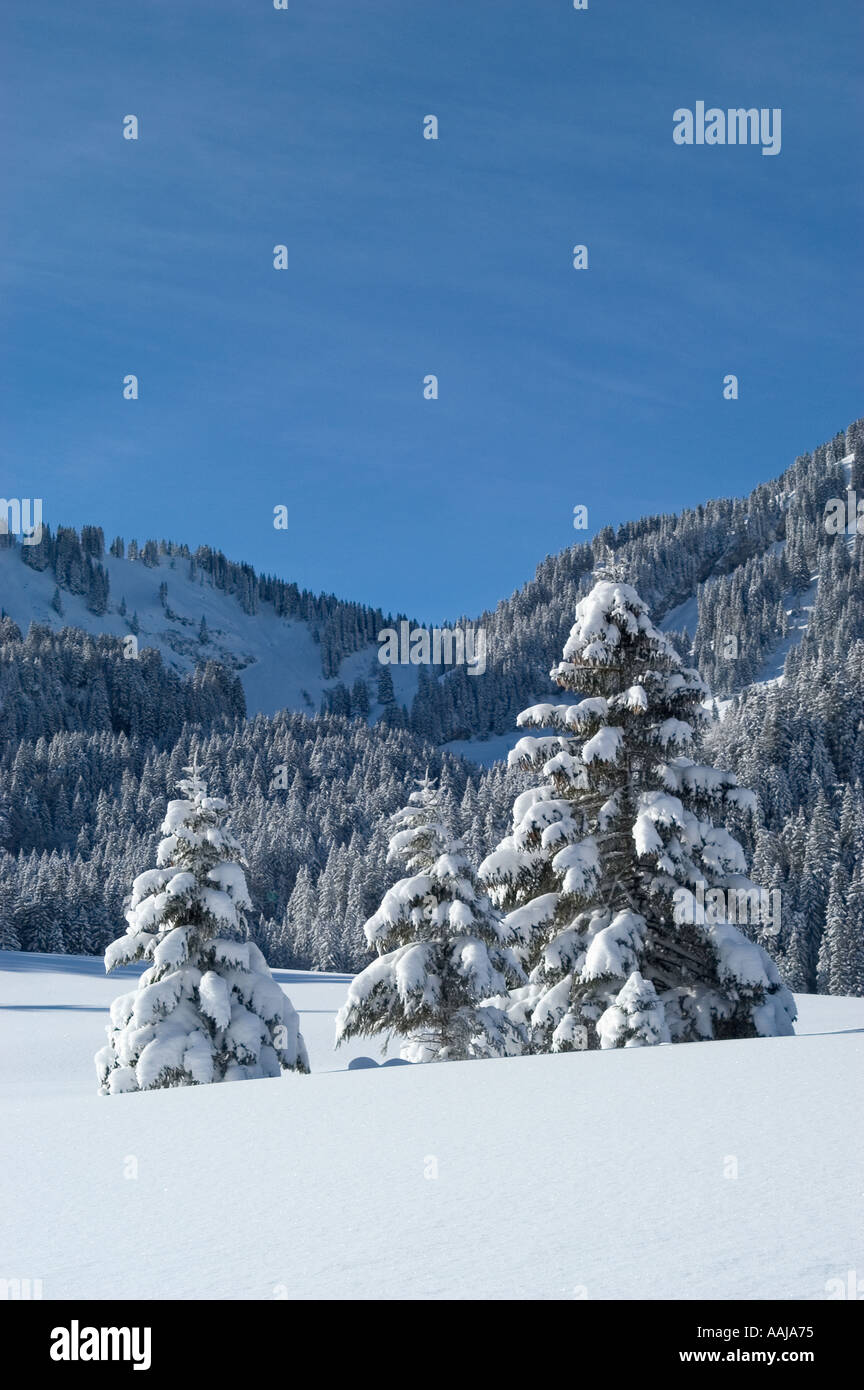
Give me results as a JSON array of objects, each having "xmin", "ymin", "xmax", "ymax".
[{"xmin": 1, "ymin": 0, "xmax": 861, "ymax": 623}]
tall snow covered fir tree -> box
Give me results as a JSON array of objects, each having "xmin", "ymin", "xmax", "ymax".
[
  {"xmin": 335, "ymin": 774, "xmax": 526, "ymax": 1061},
  {"xmin": 480, "ymin": 577, "xmax": 796, "ymax": 1051},
  {"xmin": 95, "ymin": 760, "xmax": 309, "ymax": 1093}
]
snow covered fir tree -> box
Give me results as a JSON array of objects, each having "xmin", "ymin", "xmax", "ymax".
[
  {"xmin": 335, "ymin": 774, "xmax": 525, "ymax": 1061},
  {"xmin": 480, "ymin": 577, "xmax": 796, "ymax": 1051},
  {"xmin": 95, "ymin": 759, "xmax": 309, "ymax": 1093}
]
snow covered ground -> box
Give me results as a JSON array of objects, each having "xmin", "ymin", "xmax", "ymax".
[
  {"xmin": 1, "ymin": 949, "xmax": 861, "ymax": 1300},
  {"xmin": 443, "ymin": 720, "xmax": 561, "ymax": 768},
  {"xmin": 442, "ymin": 728, "xmax": 531, "ymax": 767}
]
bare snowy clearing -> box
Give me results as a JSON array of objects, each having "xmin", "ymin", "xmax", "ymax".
[{"xmin": 0, "ymin": 950, "xmax": 861, "ymax": 1300}]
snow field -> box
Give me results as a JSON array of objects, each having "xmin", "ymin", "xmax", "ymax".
[{"xmin": 1, "ymin": 950, "xmax": 862, "ymax": 1300}]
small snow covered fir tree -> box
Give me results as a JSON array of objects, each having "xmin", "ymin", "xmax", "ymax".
[
  {"xmin": 95, "ymin": 760, "xmax": 309, "ymax": 1093},
  {"xmin": 480, "ymin": 576, "xmax": 796, "ymax": 1051},
  {"xmin": 335, "ymin": 774, "xmax": 526, "ymax": 1061},
  {"xmin": 596, "ymin": 971, "xmax": 671, "ymax": 1048}
]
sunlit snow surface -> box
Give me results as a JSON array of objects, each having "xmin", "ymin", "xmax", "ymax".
[{"xmin": 0, "ymin": 950, "xmax": 861, "ymax": 1300}]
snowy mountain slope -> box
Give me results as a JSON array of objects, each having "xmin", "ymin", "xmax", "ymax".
[
  {"xmin": 1, "ymin": 437, "xmax": 856, "ymax": 745},
  {"xmin": 752, "ymin": 575, "xmax": 819, "ymax": 687},
  {"xmin": 664, "ymin": 454, "xmax": 855, "ymax": 696},
  {"xmin": 0, "ymin": 949, "xmax": 861, "ymax": 1300},
  {"xmin": 467, "ymin": 430, "xmax": 861, "ymax": 758},
  {"xmin": 659, "ymin": 593, "xmax": 700, "ymax": 639},
  {"xmin": 448, "ymin": 552, "xmax": 804, "ymax": 761},
  {"xmin": 662, "ymin": 576, "xmax": 817, "ymax": 699},
  {"xmin": 0, "ymin": 544, "xmax": 401, "ymax": 719}
]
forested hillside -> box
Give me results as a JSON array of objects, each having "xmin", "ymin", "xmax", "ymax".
[{"xmin": 1, "ymin": 417, "xmax": 862, "ymax": 995}]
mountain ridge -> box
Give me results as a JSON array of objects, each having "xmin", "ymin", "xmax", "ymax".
[{"xmin": 3, "ymin": 416, "xmax": 860, "ymax": 741}]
